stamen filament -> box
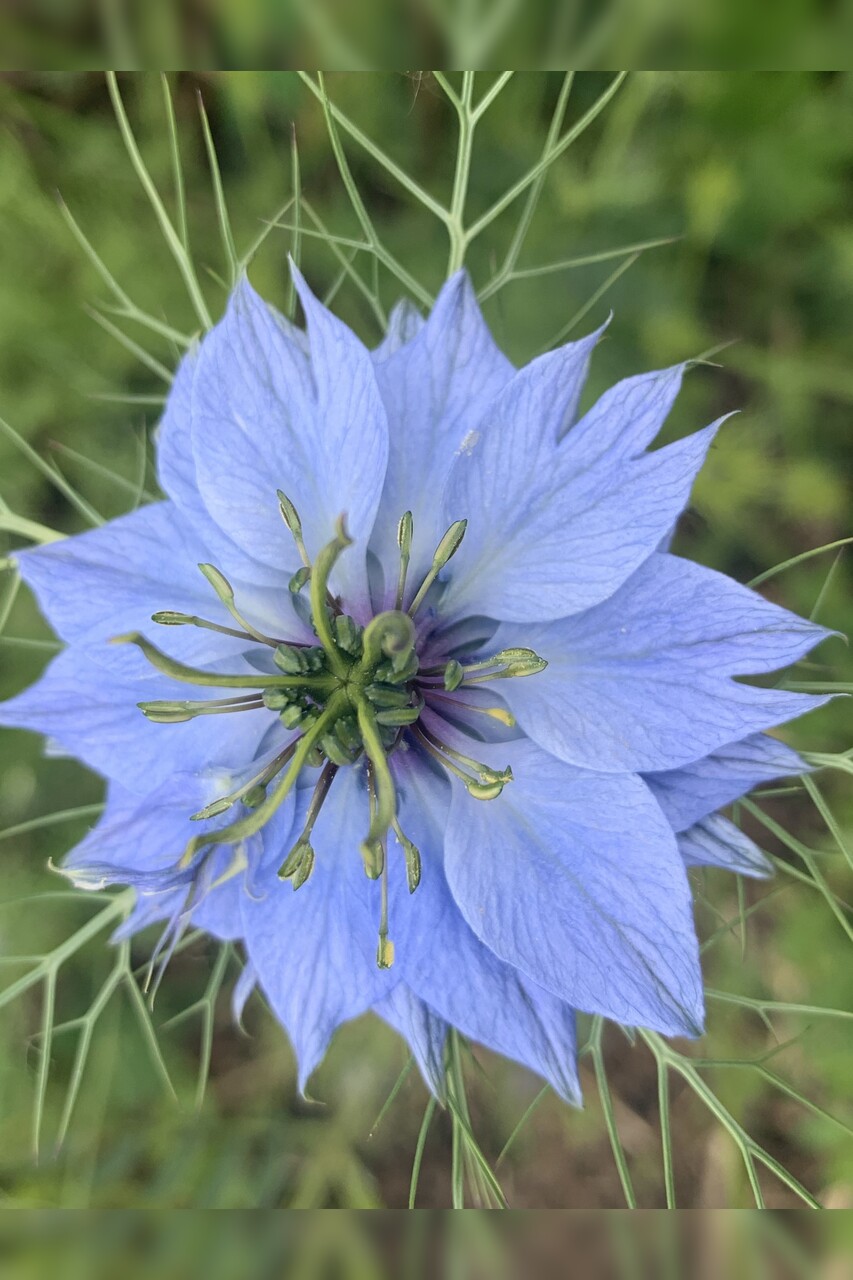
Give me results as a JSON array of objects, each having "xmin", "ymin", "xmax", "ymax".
[
  {"xmin": 424, "ymin": 689, "xmax": 516, "ymax": 727},
  {"xmin": 152, "ymin": 611, "xmax": 285, "ymax": 645},
  {"xmin": 417, "ymin": 722, "xmax": 511, "ymax": 785},
  {"xmin": 179, "ymin": 693, "xmax": 347, "ymax": 865},
  {"xmin": 412, "ymin": 727, "xmax": 510, "ymax": 801},
  {"xmin": 407, "ymin": 519, "xmax": 467, "ymax": 619},
  {"xmin": 420, "ymin": 647, "xmax": 547, "ymax": 685},
  {"xmin": 395, "ymin": 510, "xmax": 413, "ymax": 610},
  {"xmin": 413, "ymin": 727, "xmax": 478, "ymax": 785},
  {"xmin": 309, "ymin": 517, "xmax": 353, "ymax": 679},
  {"xmin": 111, "ymin": 632, "xmax": 336, "ymax": 693}
]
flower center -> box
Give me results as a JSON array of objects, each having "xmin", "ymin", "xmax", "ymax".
[{"xmin": 111, "ymin": 496, "xmax": 546, "ymax": 969}]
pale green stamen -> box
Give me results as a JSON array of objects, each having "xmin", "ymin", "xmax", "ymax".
[
  {"xmin": 413, "ymin": 726, "xmax": 510, "ymax": 801},
  {"xmin": 151, "ymin": 610, "xmax": 276, "ymax": 645},
  {"xmin": 407, "ymin": 519, "xmax": 467, "ymax": 618},
  {"xmin": 277, "ymin": 489, "xmax": 312, "ymax": 569},
  {"xmin": 395, "ymin": 510, "xmax": 413, "ymax": 610},
  {"xmin": 278, "ymin": 761, "xmax": 338, "ymax": 887},
  {"xmin": 138, "ymin": 693, "xmax": 265, "ymax": 723},
  {"xmin": 198, "ymin": 562, "xmax": 281, "ymax": 647}
]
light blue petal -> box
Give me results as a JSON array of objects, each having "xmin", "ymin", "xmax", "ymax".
[
  {"xmin": 439, "ymin": 732, "xmax": 704, "ymax": 1036},
  {"xmin": 0, "ymin": 647, "xmax": 271, "ymax": 793},
  {"xmin": 192, "ymin": 274, "xmax": 388, "ymax": 612},
  {"xmin": 232, "ymin": 961, "xmax": 258, "ymax": 1026},
  {"xmin": 442, "ymin": 351, "xmax": 722, "ymax": 620},
  {"xmin": 644, "ymin": 732, "xmax": 807, "ymax": 832},
  {"xmin": 240, "ymin": 766, "xmax": 397, "ymax": 1092},
  {"xmin": 155, "ymin": 350, "xmax": 277, "ymax": 589},
  {"xmin": 387, "ymin": 755, "xmax": 581, "ymax": 1101},
  {"xmin": 374, "ymin": 984, "xmax": 448, "ymax": 1098},
  {"xmin": 495, "ymin": 553, "xmax": 832, "ymax": 772},
  {"xmin": 14, "ymin": 502, "xmax": 292, "ymax": 677},
  {"xmin": 369, "ymin": 271, "xmax": 515, "ymax": 605},
  {"xmin": 679, "ymin": 813, "xmax": 772, "ymax": 878},
  {"xmin": 561, "ymin": 364, "xmax": 685, "ymax": 455},
  {"xmin": 372, "ymin": 297, "xmax": 425, "ymax": 361},
  {"xmin": 62, "ymin": 772, "xmax": 284, "ymax": 941}
]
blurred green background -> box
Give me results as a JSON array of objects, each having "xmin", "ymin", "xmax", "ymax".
[{"xmin": 0, "ymin": 71, "xmax": 850, "ymax": 1210}]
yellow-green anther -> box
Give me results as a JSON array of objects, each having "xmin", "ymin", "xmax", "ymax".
[
  {"xmin": 151, "ymin": 610, "xmax": 193, "ymax": 625},
  {"xmin": 179, "ymin": 693, "xmax": 346, "ymax": 865},
  {"xmin": 461, "ymin": 647, "xmax": 548, "ymax": 682},
  {"xmin": 465, "ymin": 656, "xmax": 547, "ymax": 683},
  {"xmin": 425, "ymin": 689, "xmax": 517, "ymax": 728},
  {"xmin": 395, "ymin": 510, "xmax": 413, "ymax": 609},
  {"xmin": 278, "ymin": 840, "xmax": 307, "ymax": 879},
  {"xmin": 358, "ymin": 699, "xmax": 398, "ymax": 856},
  {"xmin": 418, "ymin": 724, "xmax": 511, "ymax": 786},
  {"xmin": 377, "ymin": 937, "xmax": 395, "ymax": 968},
  {"xmin": 392, "ymin": 817, "xmax": 421, "ymax": 893},
  {"xmin": 198, "ymin": 561, "xmax": 234, "ymax": 604},
  {"xmin": 465, "ymin": 778, "xmax": 506, "ymax": 801},
  {"xmin": 473, "ymin": 704, "xmax": 516, "ymax": 727},
  {"xmin": 290, "ymin": 846, "xmax": 315, "ymax": 889},
  {"xmin": 310, "ymin": 517, "xmax": 352, "ymax": 679},
  {"xmin": 277, "ymin": 489, "xmax": 311, "ymax": 568},
  {"xmin": 193, "ymin": 796, "xmax": 232, "ymax": 819},
  {"xmin": 362, "ymin": 610, "xmax": 416, "ymax": 672},
  {"xmin": 112, "ymin": 632, "xmax": 335, "ymax": 693},
  {"xmin": 138, "ymin": 693, "xmax": 263, "ymax": 723},
  {"xmin": 443, "ymin": 660, "xmax": 463, "ymax": 691},
  {"xmin": 279, "ymin": 841, "xmax": 315, "ymax": 889},
  {"xmin": 198, "ymin": 562, "xmax": 279, "ymax": 647},
  {"xmin": 407, "ymin": 519, "xmax": 467, "ymax": 618},
  {"xmin": 278, "ymin": 761, "xmax": 337, "ymax": 880}
]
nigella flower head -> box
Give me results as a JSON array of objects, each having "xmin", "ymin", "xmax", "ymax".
[{"xmin": 1, "ymin": 267, "xmax": 831, "ymax": 1100}]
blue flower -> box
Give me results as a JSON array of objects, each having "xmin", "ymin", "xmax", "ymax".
[{"xmin": 1, "ymin": 269, "xmax": 831, "ymax": 1101}]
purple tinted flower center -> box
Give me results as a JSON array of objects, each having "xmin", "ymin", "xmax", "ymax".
[{"xmin": 121, "ymin": 501, "xmax": 547, "ymax": 968}]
